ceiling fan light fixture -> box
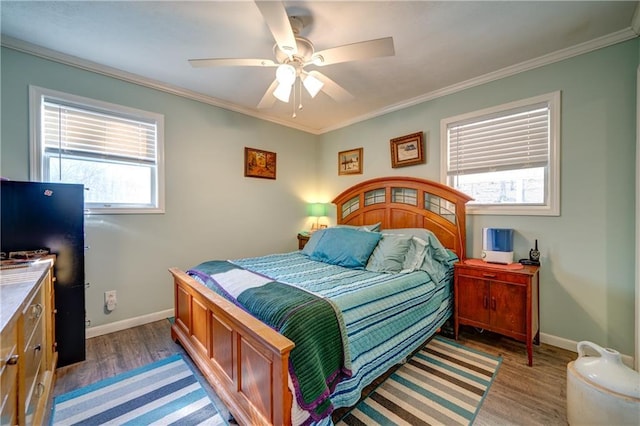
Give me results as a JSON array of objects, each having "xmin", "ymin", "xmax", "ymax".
[
  {"xmin": 273, "ymin": 81, "xmax": 292, "ymax": 103},
  {"xmin": 302, "ymin": 73, "xmax": 324, "ymax": 98},
  {"xmin": 311, "ymin": 55, "xmax": 324, "ymax": 66},
  {"xmin": 275, "ymin": 63, "xmax": 296, "ymax": 86}
]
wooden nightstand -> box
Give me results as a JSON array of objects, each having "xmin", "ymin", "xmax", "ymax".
[
  {"xmin": 454, "ymin": 260, "xmax": 540, "ymax": 366},
  {"xmin": 297, "ymin": 233, "xmax": 310, "ymax": 250}
]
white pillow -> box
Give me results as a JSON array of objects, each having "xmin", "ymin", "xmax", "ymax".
[
  {"xmin": 365, "ymin": 233, "xmax": 413, "ymax": 273},
  {"xmin": 400, "ymin": 236, "xmax": 429, "ymax": 273}
]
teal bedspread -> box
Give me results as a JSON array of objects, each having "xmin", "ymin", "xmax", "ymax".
[
  {"xmin": 187, "ymin": 261, "xmax": 351, "ymax": 422},
  {"xmin": 188, "ymin": 250, "xmax": 456, "ymax": 426}
]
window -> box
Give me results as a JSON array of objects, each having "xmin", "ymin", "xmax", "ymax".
[
  {"xmin": 29, "ymin": 86, "xmax": 165, "ymax": 214},
  {"xmin": 441, "ymin": 91, "xmax": 560, "ymax": 216}
]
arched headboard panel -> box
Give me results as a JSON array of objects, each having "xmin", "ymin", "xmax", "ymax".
[{"xmin": 332, "ymin": 176, "xmax": 473, "ymax": 260}]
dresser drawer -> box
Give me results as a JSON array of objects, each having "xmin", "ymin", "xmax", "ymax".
[
  {"xmin": 23, "ymin": 318, "xmax": 44, "ymax": 414},
  {"xmin": 0, "ymin": 322, "xmax": 17, "ymax": 369},
  {"xmin": 0, "ymin": 377, "xmax": 17, "ymax": 426},
  {"xmin": 455, "ymin": 265, "xmax": 531, "ymax": 284},
  {"xmin": 22, "ymin": 286, "xmax": 44, "ymax": 346},
  {"xmin": 0, "ymin": 318, "xmax": 18, "ymax": 426}
]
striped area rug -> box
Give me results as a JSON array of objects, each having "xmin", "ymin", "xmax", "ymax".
[
  {"xmin": 337, "ymin": 336, "xmax": 501, "ymax": 426},
  {"xmin": 51, "ymin": 354, "xmax": 225, "ymax": 426}
]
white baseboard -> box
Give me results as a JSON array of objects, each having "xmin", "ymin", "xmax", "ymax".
[
  {"xmin": 540, "ymin": 332, "xmax": 635, "ymax": 368},
  {"xmin": 540, "ymin": 332, "xmax": 577, "ymax": 352},
  {"xmin": 85, "ymin": 308, "xmax": 175, "ymax": 339}
]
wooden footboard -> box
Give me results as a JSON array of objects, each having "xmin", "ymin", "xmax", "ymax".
[{"xmin": 169, "ymin": 268, "xmax": 295, "ymax": 426}]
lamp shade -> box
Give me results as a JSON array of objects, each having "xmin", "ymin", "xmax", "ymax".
[
  {"xmin": 308, "ymin": 203, "xmax": 327, "ymax": 217},
  {"xmin": 273, "ymin": 82, "xmax": 292, "ymax": 103},
  {"xmin": 302, "ymin": 73, "xmax": 324, "ymax": 98},
  {"xmin": 276, "ymin": 63, "xmax": 296, "ymax": 85}
]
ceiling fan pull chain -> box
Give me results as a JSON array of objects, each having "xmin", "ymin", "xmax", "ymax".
[{"xmin": 292, "ymin": 83, "xmax": 297, "ymax": 118}]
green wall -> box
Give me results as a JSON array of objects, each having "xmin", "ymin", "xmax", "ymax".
[
  {"xmin": 318, "ymin": 39, "xmax": 638, "ymax": 355},
  {"xmin": 1, "ymin": 47, "xmax": 318, "ymax": 328},
  {"xmin": 1, "ymin": 38, "xmax": 637, "ymax": 356}
]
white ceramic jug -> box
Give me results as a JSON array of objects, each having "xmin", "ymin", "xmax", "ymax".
[{"xmin": 567, "ymin": 341, "xmax": 640, "ymax": 425}]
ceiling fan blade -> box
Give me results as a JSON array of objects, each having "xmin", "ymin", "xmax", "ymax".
[
  {"xmin": 189, "ymin": 58, "xmax": 276, "ymax": 68},
  {"xmin": 257, "ymin": 79, "xmax": 279, "ymax": 109},
  {"xmin": 312, "ymin": 37, "xmax": 394, "ymax": 67},
  {"xmin": 308, "ymin": 71, "xmax": 354, "ymax": 103},
  {"xmin": 255, "ymin": 1, "xmax": 297, "ymax": 57}
]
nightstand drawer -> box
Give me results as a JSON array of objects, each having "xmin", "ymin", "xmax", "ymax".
[{"xmin": 455, "ymin": 265, "xmax": 531, "ymax": 284}]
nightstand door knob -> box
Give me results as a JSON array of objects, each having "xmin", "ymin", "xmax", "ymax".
[
  {"xmin": 483, "ymin": 295, "xmax": 488, "ymax": 309},
  {"xmin": 491, "ymin": 297, "xmax": 497, "ymax": 310}
]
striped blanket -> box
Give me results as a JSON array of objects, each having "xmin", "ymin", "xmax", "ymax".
[
  {"xmin": 187, "ymin": 261, "xmax": 351, "ymax": 422},
  {"xmin": 191, "ymin": 251, "xmax": 456, "ymax": 425}
]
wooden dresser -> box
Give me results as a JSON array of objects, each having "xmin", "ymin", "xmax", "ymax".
[
  {"xmin": 0, "ymin": 259, "xmax": 57, "ymax": 425},
  {"xmin": 454, "ymin": 260, "xmax": 540, "ymax": 366}
]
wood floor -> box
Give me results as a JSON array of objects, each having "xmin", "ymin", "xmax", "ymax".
[{"xmin": 50, "ymin": 320, "xmax": 575, "ymax": 425}]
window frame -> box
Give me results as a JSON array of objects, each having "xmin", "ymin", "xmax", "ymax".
[
  {"xmin": 440, "ymin": 91, "xmax": 561, "ymax": 216},
  {"xmin": 29, "ymin": 85, "xmax": 165, "ymax": 214}
]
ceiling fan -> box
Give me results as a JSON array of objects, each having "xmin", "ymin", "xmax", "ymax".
[{"xmin": 188, "ymin": 1, "xmax": 395, "ymax": 116}]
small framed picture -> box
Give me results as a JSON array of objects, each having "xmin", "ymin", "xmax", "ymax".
[
  {"xmin": 244, "ymin": 147, "xmax": 276, "ymax": 179},
  {"xmin": 390, "ymin": 132, "xmax": 425, "ymax": 168},
  {"xmin": 338, "ymin": 148, "xmax": 363, "ymax": 175}
]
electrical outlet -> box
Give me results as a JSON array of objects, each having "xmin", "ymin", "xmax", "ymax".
[{"xmin": 105, "ymin": 290, "xmax": 117, "ymax": 311}]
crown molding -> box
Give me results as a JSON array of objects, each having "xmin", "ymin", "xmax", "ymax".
[
  {"xmin": 0, "ymin": 35, "xmax": 322, "ymax": 135},
  {"xmin": 3, "ymin": 27, "xmax": 637, "ymax": 136},
  {"xmin": 319, "ymin": 27, "xmax": 639, "ymax": 134}
]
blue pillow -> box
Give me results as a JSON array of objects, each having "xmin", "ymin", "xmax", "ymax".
[
  {"xmin": 301, "ymin": 228, "xmax": 327, "ymax": 256},
  {"xmin": 310, "ymin": 227, "xmax": 382, "ymax": 269}
]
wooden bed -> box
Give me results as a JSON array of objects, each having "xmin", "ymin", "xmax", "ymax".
[{"xmin": 169, "ymin": 176, "xmax": 472, "ymax": 426}]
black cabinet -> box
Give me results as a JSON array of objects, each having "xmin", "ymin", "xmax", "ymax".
[{"xmin": 1, "ymin": 180, "xmax": 86, "ymax": 366}]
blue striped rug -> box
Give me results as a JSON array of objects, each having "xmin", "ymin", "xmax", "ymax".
[
  {"xmin": 337, "ymin": 336, "xmax": 501, "ymax": 426},
  {"xmin": 51, "ymin": 354, "xmax": 225, "ymax": 426}
]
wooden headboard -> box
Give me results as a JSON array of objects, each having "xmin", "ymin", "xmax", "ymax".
[{"xmin": 332, "ymin": 176, "xmax": 473, "ymax": 260}]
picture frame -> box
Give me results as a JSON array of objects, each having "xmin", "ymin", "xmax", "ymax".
[
  {"xmin": 244, "ymin": 147, "xmax": 276, "ymax": 179},
  {"xmin": 338, "ymin": 148, "xmax": 363, "ymax": 175},
  {"xmin": 390, "ymin": 131, "xmax": 425, "ymax": 168}
]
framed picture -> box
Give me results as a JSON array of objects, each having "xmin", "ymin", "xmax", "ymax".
[
  {"xmin": 244, "ymin": 147, "xmax": 276, "ymax": 179},
  {"xmin": 390, "ymin": 131, "xmax": 425, "ymax": 168},
  {"xmin": 338, "ymin": 148, "xmax": 363, "ymax": 175}
]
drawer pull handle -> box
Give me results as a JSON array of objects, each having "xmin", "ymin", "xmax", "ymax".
[
  {"xmin": 491, "ymin": 297, "xmax": 497, "ymax": 310},
  {"xmin": 30, "ymin": 303, "xmax": 43, "ymax": 319},
  {"xmin": 35, "ymin": 382, "xmax": 45, "ymax": 398},
  {"xmin": 482, "ymin": 273, "xmax": 497, "ymax": 278},
  {"xmin": 483, "ymin": 295, "xmax": 488, "ymax": 309},
  {"xmin": 6, "ymin": 354, "xmax": 19, "ymax": 365},
  {"xmin": 33, "ymin": 344, "xmax": 42, "ymax": 352}
]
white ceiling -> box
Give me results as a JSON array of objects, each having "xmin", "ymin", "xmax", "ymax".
[{"xmin": 1, "ymin": 1, "xmax": 638, "ymax": 134}]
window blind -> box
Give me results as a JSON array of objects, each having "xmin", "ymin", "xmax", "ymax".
[
  {"xmin": 43, "ymin": 101, "xmax": 157, "ymax": 163},
  {"xmin": 447, "ymin": 102, "xmax": 549, "ymax": 176}
]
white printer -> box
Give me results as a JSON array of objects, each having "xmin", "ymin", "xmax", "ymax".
[{"xmin": 481, "ymin": 228, "xmax": 514, "ymax": 264}]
